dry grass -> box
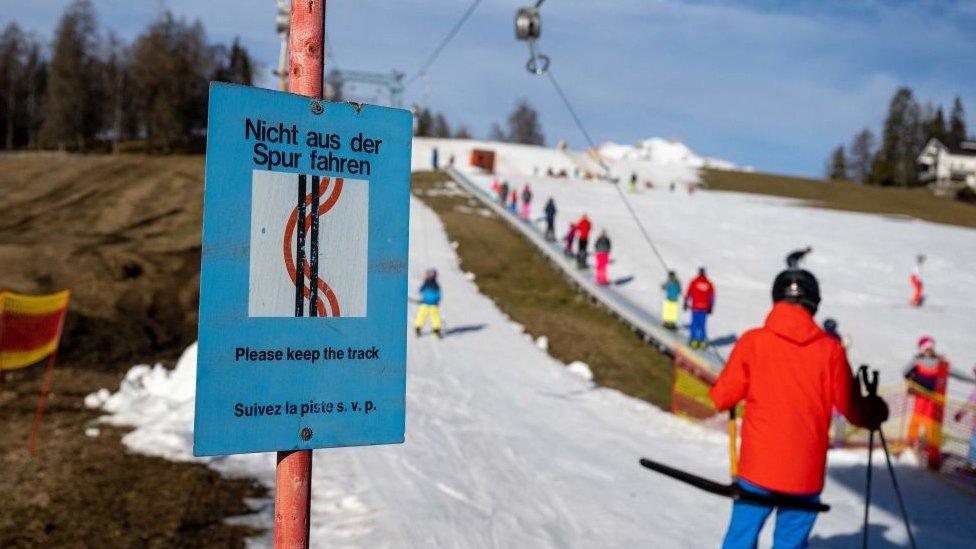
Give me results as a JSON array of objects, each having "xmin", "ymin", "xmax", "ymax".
[{"xmin": 702, "ymin": 169, "xmax": 976, "ymax": 229}]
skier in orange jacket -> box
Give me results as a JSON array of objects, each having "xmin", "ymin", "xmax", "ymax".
[{"xmin": 710, "ymin": 269, "xmax": 887, "ymax": 548}]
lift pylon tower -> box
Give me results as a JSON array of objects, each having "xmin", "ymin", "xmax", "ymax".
[{"xmin": 326, "ymin": 69, "xmax": 406, "ymax": 108}]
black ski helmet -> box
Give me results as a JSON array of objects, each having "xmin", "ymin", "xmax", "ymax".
[{"xmin": 771, "ymin": 269, "xmax": 821, "ymax": 314}]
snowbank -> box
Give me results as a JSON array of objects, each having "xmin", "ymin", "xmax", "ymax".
[{"xmin": 598, "ymin": 137, "xmax": 745, "ymax": 171}]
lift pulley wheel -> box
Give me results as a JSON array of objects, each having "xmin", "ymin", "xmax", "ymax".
[{"xmin": 515, "ymin": 7, "xmax": 541, "ymax": 41}]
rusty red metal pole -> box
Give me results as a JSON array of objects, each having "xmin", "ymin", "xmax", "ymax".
[
  {"xmin": 26, "ymin": 351, "xmax": 58, "ymax": 455},
  {"xmin": 275, "ymin": 449, "xmax": 313, "ymax": 548},
  {"xmin": 275, "ymin": 2, "xmax": 325, "ymax": 548},
  {"xmin": 288, "ymin": 0, "xmax": 325, "ymax": 98}
]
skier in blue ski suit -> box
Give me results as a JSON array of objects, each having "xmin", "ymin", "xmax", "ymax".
[{"xmin": 414, "ymin": 269, "xmax": 442, "ymax": 337}]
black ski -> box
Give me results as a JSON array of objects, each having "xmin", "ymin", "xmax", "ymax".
[{"xmin": 639, "ymin": 458, "xmax": 830, "ymax": 513}]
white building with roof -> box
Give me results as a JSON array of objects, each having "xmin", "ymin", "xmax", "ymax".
[{"xmin": 917, "ymin": 138, "xmax": 976, "ymax": 196}]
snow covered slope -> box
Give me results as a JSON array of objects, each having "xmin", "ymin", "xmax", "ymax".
[
  {"xmin": 412, "ymin": 137, "xmax": 702, "ymax": 188},
  {"xmin": 88, "ymin": 196, "xmax": 975, "ymax": 547},
  {"xmin": 460, "ymin": 170, "xmax": 976, "ymax": 399},
  {"xmin": 598, "ymin": 137, "xmax": 747, "ymax": 171}
]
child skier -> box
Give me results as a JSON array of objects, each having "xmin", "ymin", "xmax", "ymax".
[
  {"xmin": 563, "ymin": 223, "xmax": 578, "ymax": 257},
  {"xmin": 910, "ymin": 254, "xmax": 925, "ymax": 306},
  {"xmin": 520, "ymin": 184, "xmax": 533, "ymax": 220},
  {"xmin": 498, "ymin": 181, "xmax": 509, "ymax": 205},
  {"xmin": 710, "ymin": 269, "xmax": 888, "ymax": 548},
  {"xmin": 684, "ymin": 267, "xmax": 714, "ymax": 349},
  {"xmin": 414, "ymin": 268, "xmax": 442, "ymax": 338},
  {"xmin": 594, "ymin": 230, "xmax": 612, "ymax": 285},
  {"xmin": 904, "ymin": 336, "xmax": 950, "ymax": 469},
  {"xmin": 661, "ymin": 271, "xmax": 681, "ymax": 330},
  {"xmin": 508, "ymin": 190, "xmax": 518, "ymax": 214},
  {"xmin": 543, "ymin": 198, "xmax": 557, "ymax": 241},
  {"xmin": 575, "ymin": 214, "xmax": 592, "ymax": 268},
  {"xmin": 952, "ymin": 364, "xmax": 976, "ymax": 474}
]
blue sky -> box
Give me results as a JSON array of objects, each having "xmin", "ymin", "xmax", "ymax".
[{"xmin": 4, "ymin": 0, "xmax": 975, "ymax": 176}]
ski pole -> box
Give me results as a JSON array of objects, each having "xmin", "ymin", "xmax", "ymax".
[
  {"xmin": 860, "ymin": 364, "xmax": 917, "ymax": 549},
  {"xmin": 728, "ymin": 408, "xmax": 738, "ymax": 477},
  {"xmin": 859, "ymin": 365, "xmax": 916, "ymax": 549},
  {"xmin": 877, "ymin": 428, "xmax": 917, "ymax": 549},
  {"xmin": 862, "ymin": 425, "xmax": 874, "ymax": 549},
  {"xmin": 859, "ymin": 365, "xmax": 878, "ymax": 549}
]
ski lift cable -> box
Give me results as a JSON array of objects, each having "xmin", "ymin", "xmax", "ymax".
[
  {"xmin": 404, "ymin": 0, "xmax": 483, "ymax": 89},
  {"xmin": 544, "ymin": 68, "xmax": 671, "ymax": 273}
]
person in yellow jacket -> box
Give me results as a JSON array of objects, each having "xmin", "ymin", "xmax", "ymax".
[
  {"xmin": 414, "ymin": 268, "xmax": 442, "ymax": 338},
  {"xmin": 661, "ymin": 271, "xmax": 681, "ymax": 330}
]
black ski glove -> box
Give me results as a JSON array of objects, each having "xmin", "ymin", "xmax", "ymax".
[{"xmin": 863, "ymin": 395, "xmax": 889, "ymax": 430}]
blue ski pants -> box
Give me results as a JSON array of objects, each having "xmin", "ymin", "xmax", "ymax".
[
  {"xmin": 689, "ymin": 309, "xmax": 709, "ymax": 342},
  {"xmin": 721, "ymin": 479, "xmax": 820, "ymax": 549},
  {"xmin": 969, "ymin": 432, "xmax": 976, "ymax": 466}
]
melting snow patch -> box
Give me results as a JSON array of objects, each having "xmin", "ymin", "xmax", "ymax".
[
  {"xmin": 535, "ymin": 335, "xmax": 549, "ymax": 351},
  {"xmin": 567, "ymin": 361, "xmax": 594, "ymax": 381},
  {"xmin": 84, "ymin": 388, "xmax": 111, "ymax": 409}
]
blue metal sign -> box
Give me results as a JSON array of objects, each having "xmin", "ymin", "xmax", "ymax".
[{"xmin": 194, "ymin": 83, "xmax": 411, "ymax": 456}]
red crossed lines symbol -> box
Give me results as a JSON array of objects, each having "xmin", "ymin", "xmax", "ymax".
[{"xmin": 282, "ymin": 177, "xmax": 344, "ymax": 317}]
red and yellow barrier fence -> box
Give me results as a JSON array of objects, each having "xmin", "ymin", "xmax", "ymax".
[
  {"xmin": 1, "ymin": 290, "xmax": 70, "ymax": 370},
  {"xmin": 0, "ymin": 289, "xmax": 70, "ymax": 454},
  {"xmin": 671, "ymin": 348, "xmax": 976, "ymax": 474}
]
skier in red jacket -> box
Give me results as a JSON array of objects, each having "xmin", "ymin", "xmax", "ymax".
[
  {"xmin": 684, "ymin": 267, "xmax": 715, "ymax": 349},
  {"xmin": 575, "ymin": 214, "xmax": 592, "ymax": 268},
  {"xmin": 710, "ymin": 270, "xmax": 888, "ymax": 548},
  {"xmin": 904, "ymin": 335, "xmax": 950, "ymax": 469}
]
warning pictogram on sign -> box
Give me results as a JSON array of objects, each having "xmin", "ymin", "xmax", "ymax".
[{"xmin": 248, "ymin": 170, "xmax": 368, "ymax": 318}]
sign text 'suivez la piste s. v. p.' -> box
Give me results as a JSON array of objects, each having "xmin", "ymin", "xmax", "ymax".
[{"xmin": 194, "ymin": 83, "xmax": 411, "ymax": 456}]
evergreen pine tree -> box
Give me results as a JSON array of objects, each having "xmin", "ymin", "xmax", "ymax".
[
  {"xmin": 825, "ymin": 145, "xmax": 848, "ymax": 180},
  {"xmin": 506, "ymin": 99, "xmax": 544, "ymax": 145},
  {"xmin": 103, "ymin": 32, "xmax": 130, "ymax": 154},
  {"xmin": 431, "ymin": 113, "xmax": 451, "ymax": 138},
  {"xmin": 948, "ymin": 96, "xmax": 967, "ymax": 148},
  {"xmin": 873, "ymin": 87, "xmax": 922, "ymax": 186},
  {"xmin": 0, "ymin": 22, "xmax": 24, "ymax": 150},
  {"xmin": 848, "ymin": 128, "xmax": 874, "ymax": 183},
  {"xmin": 925, "ymin": 105, "xmax": 947, "ymax": 143},
  {"xmin": 489, "ymin": 122, "xmax": 506, "ymax": 142},
  {"xmin": 214, "ymin": 38, "xmax": 253, "ymax": 86},
  {"xmin": 21, "ymin": 33, "xmax": 45, "ymax": 150},
  {"xmin": 414, "ymin": 107, "xmax": 433, "ymax": 136},
  {"xmin": 40, "ymin": 0, "xmax": 102, "ymax": 151},
  {"xmin": 130, "ymin": 12, "xmax": 214, "ymax": 152}
]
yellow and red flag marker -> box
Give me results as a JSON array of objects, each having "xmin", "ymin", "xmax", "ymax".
[{"xmin": 0, "ymin": 289, "xmax": 70, "ymax": 454}]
